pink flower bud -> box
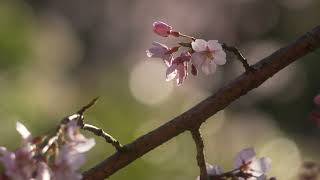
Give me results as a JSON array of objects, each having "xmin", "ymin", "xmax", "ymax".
[{"xmin": 153, "ymin": 21, "xmax": 172, "ymax": 37}]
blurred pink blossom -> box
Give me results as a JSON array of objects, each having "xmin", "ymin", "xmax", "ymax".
[
  {"xmin": 191, "ymin": 39, "xmax": 226, "ymax": 75},
  {"xmin": 235, "ymin": 147, "xmax": 271, "ymax": 179},
  {"xmin": 0, "ymin": 120, "xmax": 95, "ymax": 180},
  {"xmin": 0, "ymin": 122, "xmax": 38, "ymax": 180},
  {"xmin": 314, "ymin": 95, "xmax": 320, "ymax": 106}
]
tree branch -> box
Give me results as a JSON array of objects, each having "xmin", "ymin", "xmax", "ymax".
[
  {"xmin": 83, "ymin": 26, "xmax": 320, "ymax": 179},
  {"xmin": 191, "ymin": 128, "xmax": 208, "ymax": 180}
]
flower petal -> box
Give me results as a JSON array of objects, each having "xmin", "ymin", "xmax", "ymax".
[
  {"xmin": 235, "ymin": 147, "xmax": 256, "ymax": 168},
  {"xmin": 214, "ymin": 51, "xmax": 227, "ymax": 65},
  {"xmin": 166, "ymin": 64, "xmax": 177, "ymax": 81},
  {"xmin": 36, "ymin": 162, "xmax": 51, "ymax": 180},
  {"xmin": 202, "ymin": 60, "xmax": 217, "ymax": 75},
  {"xmin": 191, "ymin": 39, "xmax": 207, "ymax": 52},
  {"xmin": 249, "ymin": 157, "xmax": 272, "ymax": 177},
  {"xmin": 73, "ymin": 138, "xmax": 96, "ymax": 153},
  {"xmin": 207, "ymin": 40, "xmax": 222, "ymax": 51},
  {"xmin": 176, "ymin": 63, "xmax": 187, "ymax": 86},
  {"xmin": 16, "ymin": 122, "xmax": 31, "ymax": 140},
  {"xmin": 191, "ymin": 52, "xmax": 205, "ymax": 70}
]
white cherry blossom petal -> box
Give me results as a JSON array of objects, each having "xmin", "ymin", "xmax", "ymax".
[
  {"xmin": 213, "ymin": 51, "xmax": 227, "ymax": 65},
  {"xmin": 207, "ymin": 40, "xmax": 222, "ymax": 51},
  {"xmin": 73, "ymin": 138, "xmax": 96, "ymax": 153},
  {"xmin": 192, "ymin": 39, "xmax": 208, "ymax": 52},
  {"xmin": 202, "ymin": 60, "xmax": 217, "ymax": 75},
  {"xmin": 16, "ymin": 121, "xmax": 31, "ymax": 140},
  {"xmin": 191, "ymin": 52, "xmax": 205, "ymax": 70}
]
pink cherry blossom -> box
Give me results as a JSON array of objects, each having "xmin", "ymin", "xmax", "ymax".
[
  {"xmin": 146, "ymin": 41, "xmax": 174, "ymax": 66},
  {"xmin": 166, "ymin": 52, "xmax": 190, "ymax": 86},
  {"xmin": 153, "ymin": 21, "xmax": 173, "ymax": 37},
  {"xmin": 191, "ymin": 39, "xmax": 226, "ymax": 75},
  {"xmin": 235, "ymin": 147, "xmax": 271, "ymax": 179}
]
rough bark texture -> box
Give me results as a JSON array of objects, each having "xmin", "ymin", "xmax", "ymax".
[{"xmin": 83, "ymin": 26, "xmax": 320, "ymax": 180}]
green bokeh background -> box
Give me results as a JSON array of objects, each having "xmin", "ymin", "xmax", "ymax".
[{"xmin": 0, "ymin": 0, "xmax": 320, "ymax": 179}]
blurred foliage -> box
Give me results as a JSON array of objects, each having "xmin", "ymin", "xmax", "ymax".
[{"xmin": 0, "ymin": 0, "xmax": 320, "ymax": 179}]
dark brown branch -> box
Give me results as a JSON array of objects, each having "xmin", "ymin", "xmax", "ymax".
[
  {"xmin": 83, "ymin": 26, "xmax": 320, "ymax": 179},
  {"xmin": 191, "ymin": 128, "xmax": 208, "ymax": 180}
]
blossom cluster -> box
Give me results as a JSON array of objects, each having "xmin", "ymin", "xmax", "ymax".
[
  {"xmin": 0, "ymin": 118, "xmax": 95, "ymax": 180},
  {"xmin": 146, "ymin": 21, "xmax": 227, "ymax": 86},
  {"xmin": 196, "ymin": 147, "xmax": 272, "ymax": 180}
]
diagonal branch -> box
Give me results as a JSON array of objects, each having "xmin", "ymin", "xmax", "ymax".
[
  {"xmin": 191, "ymin": 128, "xmax": 208, "ymax": 180},
  {"xmin": 83, "ymin": 26, "xmax": 320, "ymax": 179}
]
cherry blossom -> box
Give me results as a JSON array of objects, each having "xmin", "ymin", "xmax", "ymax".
[
  {"xmin": 0, "ymin": 120, "xmax": 95, "ymax": 180},
  {"xmin": 146, "ymin": 41, "xmax": 175, "ymax": 66},
  {"xmin": 191, "ymin": 39, "xmax": 226, "ymax": 75},
  {"xmin": 52, "ymin": 120, "xmax": 95, "ymax": 180},
  {"xmin": 153, "ymin": 21, "xmax": 173, "ymax": 37},
  {"xmin": 166, "ymin": 52, "xmax": 190, "ymax": 86},
  {"xmin": 235, "ymin": 147, "xmax": 271, "ymax": 179},
  {"xmin": 0, "ymin": 122, "xmax": 39, "ymax": 180}
]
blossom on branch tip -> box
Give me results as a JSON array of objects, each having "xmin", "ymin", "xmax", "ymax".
[
  {"xmin": 153, "ymin": 21, "xmax": 173, "ymax": 37},
  {"xmin": 235, "ymin": 147, "xmax": 271, "ymax": 179},
  {"xmin": 191, "ymin": 39, "xmax": 226, "ymax": 75},
  {"xmin": 166, "ymin": 52, "xmax": 190, "ymax": 86},
  {"xmin": 146, "ymin": 41, "xmax": 176, "ymax": 66},
  {"xmin": 52, "ymin": 120, "xmax": 95, "ymax": 180}
]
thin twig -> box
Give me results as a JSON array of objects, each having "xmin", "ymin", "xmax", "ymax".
[
  {"xmin": 82, "ymin": 123, "xmax": 124, "ymax": 151},
  {"xmin": 77, "ymin": 96, "xmax": 100, "ymax": 115},
  {"xmin": 222, "ymin": 43, "xmax": 253, "ymax": 72},
  {"xmin": 75, "ymin": 97, "xmax": 124, "ymax": 152},
  {"xmin": 83, "ymin": 26, "xmax": 320, "ymax": 180},
  {"xmin": 191, "ymin": 128, "xmax": 208, "ymax": 180}
]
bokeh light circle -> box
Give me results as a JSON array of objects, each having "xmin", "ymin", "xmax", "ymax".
[
  {"xmin": 129, "ymin": 60, "xmax": 174, "ymax": 106},
  {"xmin": 260, "ymin": 138, "xmax": 301, "ymax": 180}
]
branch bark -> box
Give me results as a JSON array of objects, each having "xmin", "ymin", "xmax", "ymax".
[
  {"xmin": 83, "ymin": 26, "xmax": 320, "ymax": 179},
  {"xmin": 191, "ymin": 129, "xmax": 208, "ymax": 180}
]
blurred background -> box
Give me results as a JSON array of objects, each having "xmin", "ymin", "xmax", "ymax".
[{"xmin": 0, "ymin": 0, "xmax": 319, "ymax": 179}]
